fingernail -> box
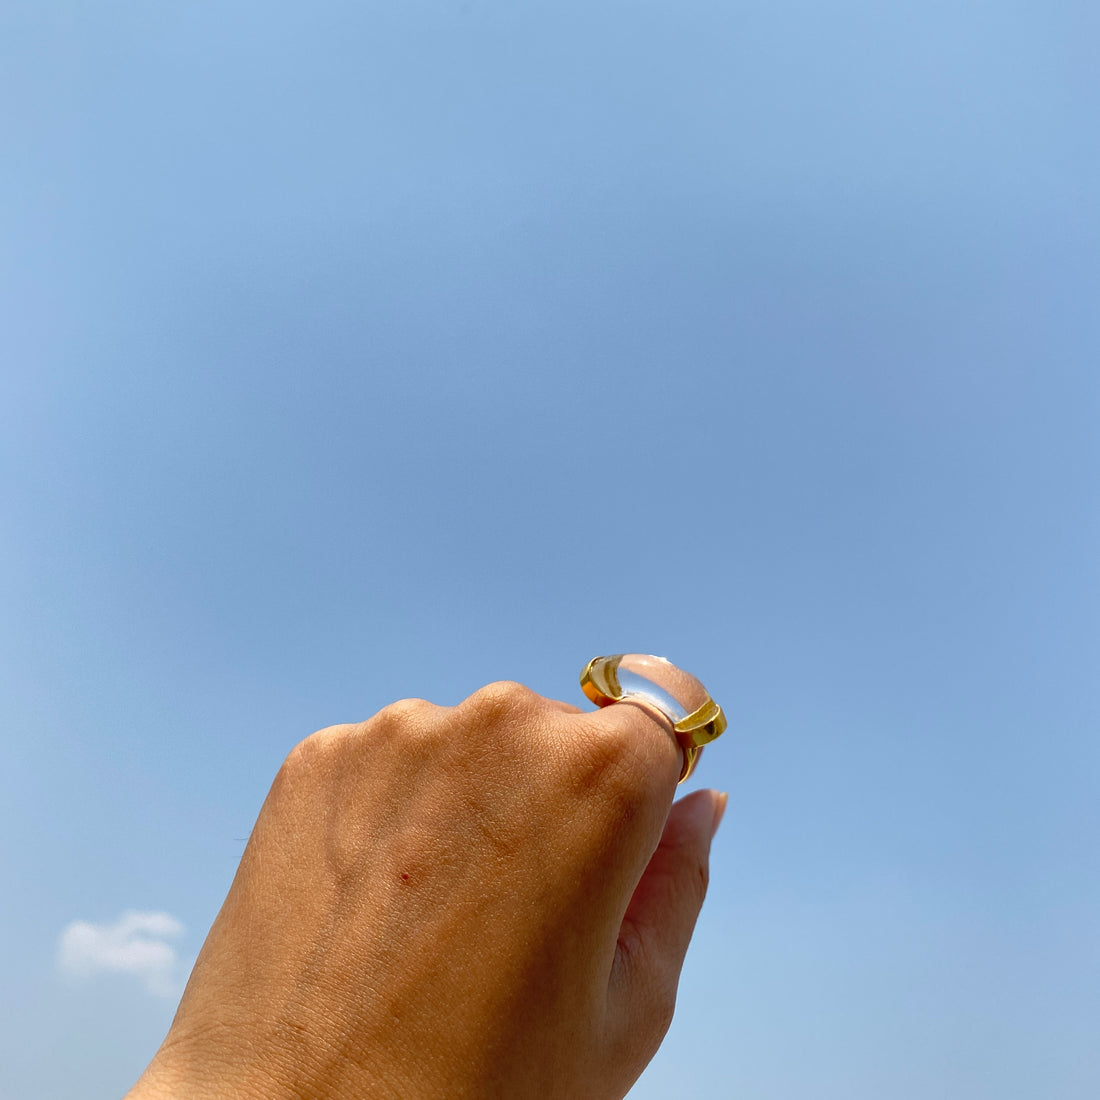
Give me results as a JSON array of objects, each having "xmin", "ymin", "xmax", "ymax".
[{"xmin": 711, "ymin": 791, "xmax": 729, "ymax": 838}]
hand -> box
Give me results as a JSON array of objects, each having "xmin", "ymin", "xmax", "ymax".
[{"xmin": 128, "ymin": 680, "xmax": 727, "ymax": 1099}]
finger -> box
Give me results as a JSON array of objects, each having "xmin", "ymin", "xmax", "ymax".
[
  {"xmin": 605, "ymin": 788, "xmax": 728, "ymax": 1055},
  {"xmin": 582, "ymin": 696, "xmax": 684, "ymax": 788},
  {"xmin": 558, "ymin": 701, "xmax": 684, "ymax": 915}
]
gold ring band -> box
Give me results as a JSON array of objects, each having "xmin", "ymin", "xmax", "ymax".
[{"xmin": 580, "ymin": 654, "xmax": 727, "ymax": 782}]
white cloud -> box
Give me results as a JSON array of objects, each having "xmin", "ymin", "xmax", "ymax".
[{"xmin": 56, "ymin": 910, "xmax": 187, "ymax": 998}]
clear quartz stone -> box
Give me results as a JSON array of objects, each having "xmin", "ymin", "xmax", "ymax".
[{"xmin": 614, "ymin": 653, "xmax": 711, "ymax": 723}]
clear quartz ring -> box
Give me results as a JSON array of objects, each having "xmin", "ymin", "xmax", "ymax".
[{"xmin": 580, "ymin": 654, "xmax": 727, "ymax": 782}]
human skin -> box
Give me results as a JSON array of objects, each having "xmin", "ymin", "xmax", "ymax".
[{"xmin": 127, "ymin": 680, "xmax": 727, "ymax": 1100}]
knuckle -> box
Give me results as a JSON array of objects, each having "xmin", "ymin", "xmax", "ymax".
[
  {"xmin": 664, "ymin": 836, "xmax": 711, "ymax": 910},
  {"xmin": 690, "ymin": 853, "xmax": 711, "ymax": 905},
  {"xmin": 282, "ymin": 699, "xmax": 439, "ymax": 776},
  {"xmin": 366, "ymin": 697, "xmax": 442, "ymax": 758},
  {"xmin": 370, "ymin": 697, "xmax": 434, "ymax": 733},
  {"xmin": 283, "ymin": 724, "xmax": 344, "ymax": 771},
  {"xmin": 459, "ymin": 680, "xmax": 543, "ymax": 724},
  {"xmin": 275, "ymin": 726, "xmax": 344, "ymax": 795}
]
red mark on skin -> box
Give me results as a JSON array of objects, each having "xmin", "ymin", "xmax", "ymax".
[{"xmin": 401, "ymin": 873, "xmax": 409, "ymax": 882}]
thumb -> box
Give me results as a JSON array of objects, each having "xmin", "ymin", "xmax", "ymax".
[{"xmin": 606, "ymin": 788, "xmax": 728, "ymax": 1057}]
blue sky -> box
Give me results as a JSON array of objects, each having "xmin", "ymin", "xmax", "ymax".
[{"xmin": 1, "ymin": 2, "xmax": 1098, "ymax": 1097}]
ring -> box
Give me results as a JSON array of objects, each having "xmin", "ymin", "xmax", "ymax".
[{"xmin": 580, "ymin": 654, "xmax": 727, "ymax": 782}]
